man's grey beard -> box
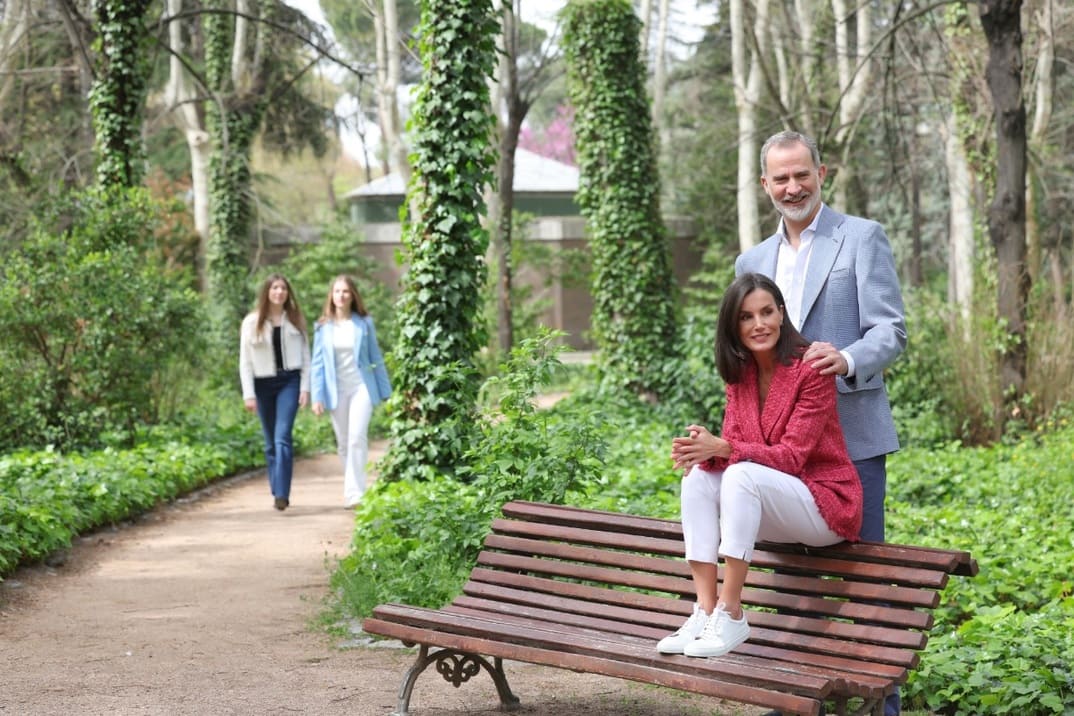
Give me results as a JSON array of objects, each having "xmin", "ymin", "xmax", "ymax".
[{"xmin": 772, "ymin": 192, "xmax": 821, "ymax": 223}]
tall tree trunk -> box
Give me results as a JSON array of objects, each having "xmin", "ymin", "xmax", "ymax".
[
  {"xmin": 944, "ymin": 114, "xmax": 974, "ymax": 327},
  {"xmin": 371, "ymin": 5, "xmax": 391, "ymax": 176},
  {"xmin": 492, "ymin": 0, "xmax": 522, "ymax": 354},
  {"xmin": 564, "ymin": 0, "xmax": 678, "ymax": 397},
  {"xmin": 650, "ymin": 0, "xmax": 669, "ymax": 137},
  {"xmin": 830, "ymin": 0, "xmax": 871, "ymax": 212},
  {"xmin": 791, "ymin": 0, "xmax": 818, "ymax": 138},
  {"xmin": 731, "ymin": 0, "xmax": 769, "ymax": 251},
  {"xmin": 908, "ymin": 157, "xmax": 922, "ymax": 288},
  {"xmin": 1, "ymin": 0, "xmax": 30, "ymax": 108},
  {"xmin": 371, "ymin": 0, "xmax": 407, "ymax": 179},
  {"xmin": 638, "ymin": 0, "xmax": 653, "ymax": 56},
  {"xmin": 53, "ymin": 0, "xmax": 96, "ymax": 150},
  {"xmin": 380, "ymin": 0, "xmax": 499, "ymax": 482},
  {"xmin": 979, "ymin": 0, "xmax": 1028, "ymax": 407},
  {"xmin": 164, "ymin": 0, "xmax": 211, "ymax": 286},
  {"xmin": 383, "ymin": 0, "xmax": 408, "ymax": 179},
  {"xmin": 1025, "ymin": 0, "xmax": 1053, "ymax": 281}
]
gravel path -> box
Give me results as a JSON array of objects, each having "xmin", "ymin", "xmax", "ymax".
[{"xmin": 0, "ymin": 443, "xmax": 756, "ymax": 716}]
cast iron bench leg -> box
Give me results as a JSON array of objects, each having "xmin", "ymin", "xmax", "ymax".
[
  {"xmin": 393, "ymin": 644, "xmax": 521, "ymax": 716},
  {"xmin": 835, "ymin": 696, "xmax": 884, "ymax": 716}
]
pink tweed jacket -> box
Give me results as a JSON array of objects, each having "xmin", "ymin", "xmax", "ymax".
[{"xmin": 702, "ymin": 357, "xmax": 863, "ymax": 541}]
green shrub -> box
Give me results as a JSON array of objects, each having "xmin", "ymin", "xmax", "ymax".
[
  {"xmin": 0, "ymin": 422, "xmax": 260, "ymax": 575},
  {"xmin": 0, "ymin": 188, "xmax": 203, "ymax": 450}
]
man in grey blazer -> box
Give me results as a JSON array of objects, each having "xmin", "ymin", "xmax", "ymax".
[
  {"xmin": 739, "ymin": 131, "xmax": 906, "ymax": 715},
  {"xmin": 738, "ymin": 130, "xmax": 906, "ymax": 543}
]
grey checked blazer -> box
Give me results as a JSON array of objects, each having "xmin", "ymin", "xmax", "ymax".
[{"xmin": 735, "ymin": 204, "xmax": 907, "ymax": 461}]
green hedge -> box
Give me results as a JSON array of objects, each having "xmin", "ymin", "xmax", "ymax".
[{"xmin": 0, "ymin": 412, "xmax": 334, "ymax": 578}]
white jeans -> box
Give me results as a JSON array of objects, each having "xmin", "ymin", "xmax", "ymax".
[
  {"xmin": 330, "ymin": 382, "xmax": 373, "ymax": 505},
  {"xmin": 681, "ymin": 462, "xmax": 842, "ymax": 564}
]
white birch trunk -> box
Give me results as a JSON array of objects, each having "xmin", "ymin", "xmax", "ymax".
[
  {"xmin": 831, "ymin": 0, "xmax": 871, "ymax": 208},
  {"xmin": 0, "ymin": 0, "xmax": 29, "ymax": 109},
  {"xmin": 1026, "ymin": 0, "xmax": 1053, "ymax": 280},
  {"xmin": 731, "ymin": 0, "xmax": 769, "ymax": 251},
  {"xmin": 383, "ymin": 0, "xmax": 408, "ymax": 181},
  {"xmin": 651, "ymin": 0, "xmax": 670, "ymax": 136},
  {"xmin": 639, "ymin": 0, "xmax": 653, "ymax": 56},
  {"xmin": 232, "ymin": 0, "xmax": 250, "ymax": 88},
  {"xmin": 943, "ymin": 115, "xmax": 974, "ymax": 326},
  {"xmin": 791, "ymin": 0, "xmax": 819, "ymax": 137},
  {"xmin": 370, "ymin": 3, "xmax": 391, "ymax": 176},
  {"xmin": 164, "ymin": 0, "xmax": 211, "ymax": 256}
]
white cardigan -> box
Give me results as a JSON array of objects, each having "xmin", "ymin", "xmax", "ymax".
[{"xmin": 239, "ymin": 312, "xmax": 311, "ymax": 400}]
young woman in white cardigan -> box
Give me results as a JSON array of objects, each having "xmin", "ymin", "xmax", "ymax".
[
  {"xmin": 310, "ymin": 275, "xmax": 392, "ymax": 508},
  {"xmin": 239, "ymin": 274, "xmax": 311, "ymax": 511}
]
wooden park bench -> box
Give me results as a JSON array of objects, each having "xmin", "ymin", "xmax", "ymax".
[{"xmin": 363, "ymin": 500, "xmax": 979, "ymax": 716}]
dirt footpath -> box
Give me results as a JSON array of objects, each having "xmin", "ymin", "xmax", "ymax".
[{"xmin": 0, "ymin": 443, "xmax": 757, "ymax": 716}]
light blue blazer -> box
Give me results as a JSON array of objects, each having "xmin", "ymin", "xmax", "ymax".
[
  {"xmin": 736, "ymin": 204, "xmax": 907, "ymax": 461},
  {"xmin": 310, "ymin": 315, "xmax": 392, "ymax": 410}
]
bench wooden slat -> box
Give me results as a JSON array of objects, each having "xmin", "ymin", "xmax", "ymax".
[
  {"xmin": 486, "ymin": 528, "xmax": 951, "ymax": 591},
  {"xmin": 459, "ymin": 577, "xmax": 918, "ymax": 668},
  {"xmin": 369, "ymin": 604, "xmax": 833, "ymax": 696},
  {"xmin": 363, "ymin": 616, "xmax": 825, "ymax": 716},
  {"xmin": 445, "ymin": 600, "xmax": 894, "ymax": 701},
  {"xmin": 489, "ymin": 518, "xmax": 688, "ymax": 556},
  {"xmin": 457, "ymin": 580, "xmax": 926, "ymax": 651},
  {"xmin": 498, "ymin": 501, "xmax": 979, "ymax": 576},
  {"xmin": 467, "ymin": 566, "xmax": 933, "ymax": 634},
  {"xmin": 477, "ymin": 549, "xmax": 942, "ymax": 611}
]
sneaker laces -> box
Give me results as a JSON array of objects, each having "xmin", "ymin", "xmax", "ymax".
[
  {"xmin": 698, "ymin": 607, "xmax": 728, "ymax": 640},
  {"xmin": 672, "ymin": 607, "xmax": 707, "ymax": 636}
]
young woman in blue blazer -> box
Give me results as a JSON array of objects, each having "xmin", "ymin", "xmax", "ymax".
[{"xmin": 310, "ymin": 275, "xmax": 392, "ymax": 508}]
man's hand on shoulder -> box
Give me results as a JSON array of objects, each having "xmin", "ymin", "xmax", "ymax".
[{"xmin": 804, "ymin": 341, "xmax": 848, "ymax": 376}]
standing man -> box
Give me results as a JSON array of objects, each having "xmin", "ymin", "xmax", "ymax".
[{"xmin": 738, "ymin": 130, "xmax": 906, "ymax": 716}]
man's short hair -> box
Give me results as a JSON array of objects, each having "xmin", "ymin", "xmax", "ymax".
[{"xmin": 760, "ymin": 131, "xmax": 822, "ymax": 175}]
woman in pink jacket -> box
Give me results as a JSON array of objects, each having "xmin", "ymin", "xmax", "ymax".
[{"xmin": 658, "ymin": 273, "xmax": 862, "ymax": 659}]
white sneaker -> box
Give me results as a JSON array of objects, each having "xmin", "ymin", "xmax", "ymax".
[
  {"xmin": 657, "ymin": 603, "xmax": 709, "ymax": 654},
  {"xmin": 682, "ymin": 603, "xmax": 750, "ymax": 657}
]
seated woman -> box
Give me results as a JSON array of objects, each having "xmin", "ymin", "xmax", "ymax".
[{"xmin": 658, "ymin": 272, "xmax": 862, "ymax": 658}]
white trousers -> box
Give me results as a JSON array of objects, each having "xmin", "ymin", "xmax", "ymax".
[
  {"xmin": 681, "ymin": 462, "xmax": 842, "ymax": 564},
  {"xmin": 330, "ymin": 382, "xmax": 373, "ymax": 505}
]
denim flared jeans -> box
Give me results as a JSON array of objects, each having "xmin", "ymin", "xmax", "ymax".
[{"xmin": 253, "ymin": 370, "xmax": 301, "ymax": 500}]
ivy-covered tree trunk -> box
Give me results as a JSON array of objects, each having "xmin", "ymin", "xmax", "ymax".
[
  {"xmin": 561, "ymin": 0, "xmax": 678, "ymax": 398},
  {"xmin": 89, "ymin": 0, "xmax": 152, "ymax": 189},
  {"xmin": 380, "ymin": 0, "xmax": 499, "ymax": 482},
  {"xmin": 204, "ymin": 0, "xmax": 270, "ymax": 348}
]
